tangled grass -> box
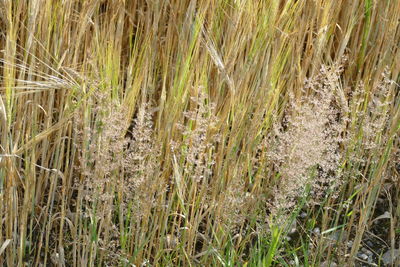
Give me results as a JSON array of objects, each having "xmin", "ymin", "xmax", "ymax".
[{"xmin": 0, "ymin": 1, "xmax": 399, "ymax": 266}]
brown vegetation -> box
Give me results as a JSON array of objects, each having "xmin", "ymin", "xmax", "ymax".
[{"xmin": 0, "ymin": 0, "xmax": 399, "ymax": 266}]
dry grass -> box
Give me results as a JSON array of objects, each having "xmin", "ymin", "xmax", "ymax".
[{"xmin": 0, "ymin": 0, "xmax": 399, "ymax": 266}]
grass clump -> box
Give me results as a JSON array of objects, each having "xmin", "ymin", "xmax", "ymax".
[{"xmin": 0, "ymin": 1, "xmax": 399, "ymax": 266}]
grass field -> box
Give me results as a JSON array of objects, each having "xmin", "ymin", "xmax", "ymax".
[{"xmin": 0, "ymin": 0, "xmax": 399, "ymax": 266}]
